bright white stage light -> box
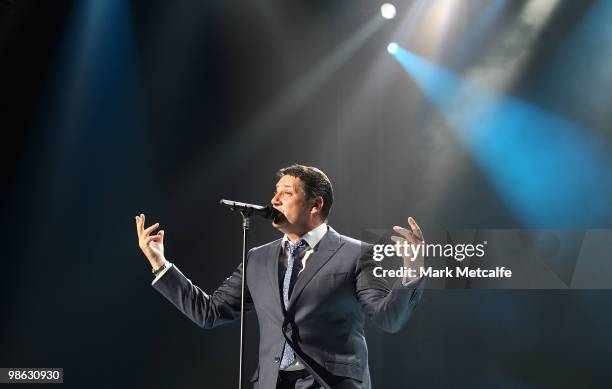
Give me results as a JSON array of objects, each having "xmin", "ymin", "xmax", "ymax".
[
  {"xmin": 387, "ymin": 42, "xmax": 398, "ymax": 54},
  {"xmin": 381, "ymin": 3, "xmax": 397, "ymax": 20}
]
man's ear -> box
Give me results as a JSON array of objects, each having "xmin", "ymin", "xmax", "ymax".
[{"xmin": 310, "ymin": 196, "xmax": 324, "ymax": 215}]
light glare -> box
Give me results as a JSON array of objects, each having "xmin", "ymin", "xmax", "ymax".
[
  {"xmin": 387, "ymin": 42, "xmax": 399, "ymax": 54},
  {"xmin": 381, "ymin": 3, "xmax": 397, "ymax": 20}
]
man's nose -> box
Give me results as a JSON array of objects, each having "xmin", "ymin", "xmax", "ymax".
[{"xmin": 271, "ymin": 193, "xmax": 281, "ymax": 206}]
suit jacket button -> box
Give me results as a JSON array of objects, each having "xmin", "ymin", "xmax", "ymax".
[{"xmin": 274, "ymin": 357, "xmax": 280, "ymax": 363}]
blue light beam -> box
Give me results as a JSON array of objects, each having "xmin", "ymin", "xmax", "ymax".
[
  {"xmin": 533, "ymin": 0, "xmax": 612, "ymax": 130},
  {"xmin": 391, "ymin": 46, "xmax": 612, "ymax": 227}
]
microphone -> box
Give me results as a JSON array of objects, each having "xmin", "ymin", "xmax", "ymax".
[{"xmin": 220, "ymin": 199, "xmax": 280, "ymax": 219}]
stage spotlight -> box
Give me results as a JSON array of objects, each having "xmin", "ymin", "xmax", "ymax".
[
  {"xmin": 387, "ymin": 42, "xmax": 398, "ymax": 54},
  {"xmin": 381, "ymin": 3, "xmax": 396, "ymax": 20}
]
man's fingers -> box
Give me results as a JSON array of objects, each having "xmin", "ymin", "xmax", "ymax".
[
  {"xmin": 143, "ymin": 222, "xmax": 160, "ymax": 237},
  {"xmin": 408, "ymin": 217, "xmax": 424, "ymax": 241},
  {"xmin": 391, "ymin": 234, "xmax": 421, "ymax": 245},
  {"xmin": 393, "ymin": 224, "xmax": 423, "ymax": 243},
  {"xmin": 135, "ymin": 215, "xmax": 140, "ymax": 237},
  {"xmin": 144, "ymin": 234, "xmax": 162, "ymax": 245},
  {"xmin": 136, "ymin": 213, "xmax": 146, "ymax": 237},
  {"xmin": 393, "ymin": 225, "xmax": 411, "ymax": 239}
]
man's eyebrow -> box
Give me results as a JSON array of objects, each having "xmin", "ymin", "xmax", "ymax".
[{"xmin": 275, "ymin": 184, "xmax": 295, "ymax": 190}]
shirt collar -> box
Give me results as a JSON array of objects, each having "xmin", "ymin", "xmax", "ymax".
[{"xmin": 281, "ymin": 223, "xmax": 328, "ymax": 249}]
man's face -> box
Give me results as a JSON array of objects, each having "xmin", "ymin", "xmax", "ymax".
[{"xmin": 271, "ymin": 175, "xmax": 313, "ymax": 234}]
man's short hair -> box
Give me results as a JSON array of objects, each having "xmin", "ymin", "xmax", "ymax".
[{"xmin": 277, "ymin": 164, "xmax": 334, "ymax": 219}]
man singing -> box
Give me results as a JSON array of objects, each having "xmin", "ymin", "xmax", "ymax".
[{"xmin": 135, "ymin": 164, "xmax": 424, "ymax": 389}]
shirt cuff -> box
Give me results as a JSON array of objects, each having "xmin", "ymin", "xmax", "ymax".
[{"xmin": 151, "ymin": 261, "xmax": 173, "ymax": 285}]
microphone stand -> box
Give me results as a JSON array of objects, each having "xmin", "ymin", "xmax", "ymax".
[
  {"xmin": 238, "ymin": 208, "xmax": 250, "ymax": 389},
  {"xmin": 220, "ymin": 199, "xmax": 277, "ymax": 388}
]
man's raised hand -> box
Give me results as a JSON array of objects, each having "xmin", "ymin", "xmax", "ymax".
[
  {"xmin": 135, "ymin": 213, "xmax": 166, "ymax": 270},
  {"xmin": 391, "ymin": 216, "xmax": 425, "ymax": 280}
]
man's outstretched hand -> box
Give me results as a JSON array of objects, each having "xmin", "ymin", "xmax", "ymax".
[
  {"xmin": 391, "ymin": 217, "xmax": 425, "ymax": 282},
  {"xmin": 135, "ymin": 214, "xmax": 166, "ymax": 271}
]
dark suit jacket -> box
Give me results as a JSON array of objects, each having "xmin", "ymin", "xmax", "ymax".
[{"xmin": 153, "ymin": 226, "xmax": 424, "ymax": 389}]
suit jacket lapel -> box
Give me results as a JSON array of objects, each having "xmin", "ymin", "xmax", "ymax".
[
  {"xmin": 266, "ymin": 239, "xmax": 284, "ymax": 308},
  {"xmin": 287, "ymin": 227, "xmax": 344, "ymax": 309}
]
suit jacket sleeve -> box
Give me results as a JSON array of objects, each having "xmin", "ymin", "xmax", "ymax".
[
  {"xmin": 355, "ymin": 243, "xmax": 424, "ymax": 333},
  {"xmin": 152, "ymin": 255, "xmax": 253, "ymax": 329}
]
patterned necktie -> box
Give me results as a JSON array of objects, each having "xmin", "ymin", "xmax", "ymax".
[{"xmin": 280, "ymin": 239, "xmax": 307, "ymax": 368}]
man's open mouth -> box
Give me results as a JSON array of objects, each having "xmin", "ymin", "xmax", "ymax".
[{"xmin": 272, "ymin": 209, "xmax": 286, "ymax": 224}]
